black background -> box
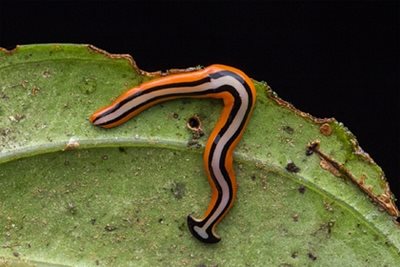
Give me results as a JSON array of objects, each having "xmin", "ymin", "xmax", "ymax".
[{"xmin": 1, "ymin": 1, "xmax": 399, "ymax": 205}]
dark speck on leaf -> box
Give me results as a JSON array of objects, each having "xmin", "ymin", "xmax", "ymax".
[
  {"xmin": 298, "ymin": 185, "xmax": 306, "ymax": 194},
  {"xmin": 306, "ymin": 142, "xmax": 319, "ymax": 156},
  {"xmin": 178, "ymin": 222, "xmax": 186, "ymax": 231},
  {"xmin": 308, "ymin": 252, "xmax": 317, "ymax": 261},
  {"xmin": 118, "ymin": 147, "xmax": 127, "ymax": 153},
  {"xmin": 282, "ymin": 125, "xmax": 294, "ymax": 134},
  {"xmin": 286, "ymin": 162, "xmax": 300, "ymax": 173},
  {"xmin": 187, "ymin": 139, "xmax": 201, "ymax": 149},
  {"xmin": 171, "ymin": 182, "xmax": 186, "ymax": 199}
]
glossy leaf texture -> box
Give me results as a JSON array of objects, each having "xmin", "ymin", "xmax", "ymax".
[{"xmin": 0, "ymin": 44, "xmax": 399, "ymax": 266}]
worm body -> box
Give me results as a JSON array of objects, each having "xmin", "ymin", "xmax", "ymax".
[{"xmin": 90, "ymin": 65, "xmax": 256, "ymax": 243}]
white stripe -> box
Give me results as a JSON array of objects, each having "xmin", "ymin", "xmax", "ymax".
[
  {"xmin": 193, "ymin": 75, "xmax": 250, "ymax": 237},
  {"xmin": 95, "ymin": 82, "xmax": 213, "ymax": 125}
]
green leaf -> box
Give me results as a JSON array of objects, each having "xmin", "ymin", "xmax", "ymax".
[{"xmin": 1, "ymin": 44, "xmax": 399, "ymax": 266}]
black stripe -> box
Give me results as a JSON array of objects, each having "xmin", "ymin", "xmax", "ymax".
[
  {"xmin": 96, "ymin": 87, "xmax": 221, "ymax": 126},
  {"xmin": 93, "ymin": 76, "xmax": 211, "ymax": 123}
]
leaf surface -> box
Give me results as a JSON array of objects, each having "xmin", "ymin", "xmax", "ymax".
[{"xmin": 0, "ymin": 44, "xmax": 399, "ymax": 266}]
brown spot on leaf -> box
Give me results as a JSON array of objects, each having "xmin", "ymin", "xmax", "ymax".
[
  {"xmin": 31, "ymin": 86, "xmax": 40, "ymax": 96},
  {"xmin": 319, "ymin": 159, "xmax": 341, "ymax": 177},
  {"xmin": 320, "ymin": 123, "xmax": 333, "ymax": 136},
  {"xmin": 63, "ymin": 138, "xmax": 80, "ymax": 151},
  {"xmin": 358, "ymin": 175, "xmax": 366, "ymax": 186}
]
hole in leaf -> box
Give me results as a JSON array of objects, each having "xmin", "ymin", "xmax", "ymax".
[{"xmin": 187, "ymin": 115, "xmax": 201, "ymax": 130}]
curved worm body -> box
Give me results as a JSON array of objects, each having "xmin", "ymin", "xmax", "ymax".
[{"xmin": 90, "ymin": 65, "xmax": 256, "ymax": 243}]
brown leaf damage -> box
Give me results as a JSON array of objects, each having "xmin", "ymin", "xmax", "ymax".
[
  {"xmin": 307, "ymin": 140, "xmax": 399, "ymax": 217},
  {"xmin": 87, "ymin": 45, "xmax": 203, "ymax": 79},
  {"xmin": 263, "ymin": 84, "xmax": 399, "ymax": 219}
]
